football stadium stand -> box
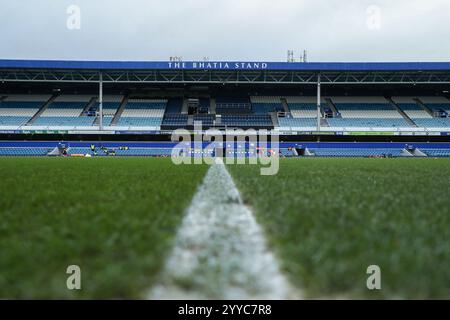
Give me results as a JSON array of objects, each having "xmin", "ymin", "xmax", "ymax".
[
  {"xmin": 1, "ymin": 59, "xmax": 450, "ymax": 157},
  {"xmin": 0, "ymin": 95, "xmax": 49, "ymax": 127},
  {"xmin": 32, "ymin": 95, "xmax": 95, "ymax": 127},
  {"xmin": 250, "ymin": 96, "xmax": 284, "ymax": 114},
  {"xmin": 310, "ymin": 148, "xmax": 404, "ymax": 157},
  {"xmin": 193, "ymin": 114, "xmax": 215, "ymax": 126},
  {"xmin": 326, "ymin": 97, "xmax": 411, "ymax": 128},
  {"xmin": 0, "ymin": 147, "xmax": 53, "ymax": 156},
  {"xmin": 391, "ymin": 97, "xmax": 450, "ymax": 128},
  {"xmin": 1, "ymin": 93, "xmax": 450, "ymax": 132},
  {"xmin": 277, "ymin": 96, "xmax": 325, "ymax": 130},
  {"xmin": 162, "ymin": 114, "xmax": 189, "ymax": 128},
  {"xmin": 67, "ymin": 147, "xmax": 173, "ymax": 157},
  {"xmin": 216, "ymin": 97, "xmax": 251, "ymax": 114},
  {"xmin": 221, "ymin": 114, "xmax": 273, "ymax": 128},
  {"xmin": 0, "ymin": 142, "xmax": 449, "ymax": 158},
  {"xmin": 116, "ymin": 99, "xmax": 167, "ymax": 128},
  {"xmin": 421, "ymin": 149, "xmax": 450, "ymax": 157}
]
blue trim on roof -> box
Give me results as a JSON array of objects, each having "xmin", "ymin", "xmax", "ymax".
[
  {"xmin": 1, "ymin": 141, "xmax": 450, "ymax": 149},
  {"xmin": 0, "ymin": 59, "xmax": 450, "ymax": 71}
]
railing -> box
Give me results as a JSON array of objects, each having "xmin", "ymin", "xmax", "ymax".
[{"xmin": 216, "ymin": 103, "xmax": 251, "ymax": 109}]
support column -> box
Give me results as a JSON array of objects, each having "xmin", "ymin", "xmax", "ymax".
[
  {"xmin": 99, "ymin": 72, "xmax": 103, "ymax": 130},
  {"xmin": 317, "ymin": 74, "xmax": 321, "ymax": 132}
]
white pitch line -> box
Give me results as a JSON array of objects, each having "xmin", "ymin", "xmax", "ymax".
[{"xmin": 149, "ymin": 160, "xmax": 299, "ymax": 300}]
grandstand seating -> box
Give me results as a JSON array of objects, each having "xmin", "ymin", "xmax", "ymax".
[
  {"xmin": 396, "ymin": 103, "xmax": 431, "ymax": 119},
  {"xmin": 68, "ymin": 147, "xmax": 172, "ymax": 156},
  {"xmin": 162, "ymin": 114, "xmax": 188, "ymax": 127},
  {"xmin": 276, "ymin": 97, "xmax": 324, "ymax": 129},
  {"xmin": 116, "ymin": 99, "xmax": 167, "ymax": 127},
  {"xmin": 193, "ymin": 114, "xmax": 215, "ymax": 126},
  {"xmin": 165, "ymin": 98, "xmax": 183, "ymax": 114},
  {"xmin": 33, "ymin": 95, "xmax": 93, "ymax": 127},
  {"xmin": 0, "ymin": 147, "xmax": 52, "ymax": 156},
  {"xmin": 34, "ymin": 117, "xmax": 95, "ymax": 126},
  {"xmin": 101, "ymin": 116, "xmax": 114, "ymax": 126},
  {"xmin": 0, "ymin": 116, "xmax": 31, "ymax": 126},
  {"xmin": 221, "ymin": 115, "xmax": 273, "ymax": 127},
  {"xmin": 426, "ymin": 104, "xmax": 450, "ymax": 113},
  {"xmin": 1, "ymin": 143, "xmax": 450, "ymax": 158},
  {"xmin": 1, "ymin": 93, "xmax": 450, "ymax": 131},
  {"xmin": 91, "ymin": 101, "xmax": 121, "ymax": 117},
  {"xmin": 0, "ymin": 95, "xmax": 49, "ymax": 127},
  {"xmin": 336, "ymin": 103, "xmax": 402, "ymax": 118},
  {"xmin": 327, "ymin": 118, "xmax": 410, "ymax": 128},
  {"xmin": 250, "ymin": 96, "xmax": 284, "ymax": 114},
  {"xmin": 412, "ymin": 118, "xmax": 450, "ymax": 128},
  {"xmin": 116, "ymin": 118, "xmax": 163, "ymax": 127},
  {"xmin": 421, "ymin": 149, "xmax": 450, "ymax": 157},
  {"xmin": 280, "ymin": 148, "xmax": 295, "ymax": 157},
  {"xmin": 278, "ymin": 117, "xmax": 317, "ymax": 128},
  {"xmin": 415, "ymin": 97, "xmax": 450, "ymax": 119},
  {"xmin": 216, "ymin": 97, "xmax": 251, "ymax": 114},
  {"xmin": 311, "ymin": 148, "xmax": 404, "ymax": 157},
  {"xmin": 289, "ymin": 103, "xmax": 317, "ymax": 118},
  {"xmin": 327, "ymin": 97, "xmax": 411, "ymax": 128}
]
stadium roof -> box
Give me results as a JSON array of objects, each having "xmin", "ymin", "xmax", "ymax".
[
  {"xmin": 1, "ymin": 59, "xmax": 450, "ymax": 71},
  {"xmin": 1, "ymin": 59, "xmax": 450, "ymax": 84}
]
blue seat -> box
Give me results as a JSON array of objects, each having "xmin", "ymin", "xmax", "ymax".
[
  {"xmin": 413, "ymin": 118, "xmax": 450, "ymax": 128},
  {"xmin": 116, "ymin": 117, "xmax": 162, "ymax": 127},
  {"xmin": 328, "ymin": 118, "xmax": 410, "ymax": 127},
  {"xmin": 422, "ymin": 149, "xmax": 450, "ymax": 157},
  {"xmin": 0, "ymin": 116, "xmax": 31, "ymax": 126},
  {"xmin": 0, "ymin": 147, "xmax": 51, "ymax": 156},
  {"xmin": 311, "ymin": 148, "xmax": 403, "ymax": 157},
  {"xmin": 33, "ymin": 117, "xmax": 95, "ymax": 126},
  {"xmin": 278, "ymin": 118, "xmax": 316, "ymax": 127}
]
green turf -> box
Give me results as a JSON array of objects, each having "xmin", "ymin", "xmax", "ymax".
[
  {"xmin": 0, "ymin": 157, "xmax": 207, "ymax": 299},
  {"xmin": 229, "ymin": 158, "xmax": 450, "ymax": 299}
]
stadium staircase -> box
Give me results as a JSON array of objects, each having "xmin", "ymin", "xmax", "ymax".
[
  {"xmin": 386, "ymin": 97, "xmax": 417, "ymax": 127},
  {"xmin": 400, "ymin": 148, "xmax": 416, "ymax": 157},
  {"xmin": 93, "ymin": 116, "xmax": 100, "ymax": 126},
  {"xmin": 187, "ymin": 115, "xmax": 194, "ymax": 126},
  {"xmin": 165, "ymin": 98, "xmax": 183, "ymax": 114},
  {"xmin": 414, "ymin": 98, "xmax": 434, "ymax": 117},
  {"xmin": 281, "ymin": 98, "xmax": 290, "ymax": 113},
  {"xmin": 80, "ymin": 97, "xmax": 97, "ymax": 116},
  {"xmin": 26, "ymin": 94, "xmax": 58, "ymax": 125},
  {"xmin": 270, "ymin": 113, "xmax": 279, "ymax": 127},
  {"xmin": 325, "ymin": 98, "xmax": 340, "ymax": 117},
  {"xmin": 320, "ymin": 118, "xmax": 329, "ymax": 127},
  {"xmin": 411, "ymin": 148, "xmax": 427, "ymax": 157},
  {"xmin": 181, "ymin": 99, "xmax": 189, "ymax": 114},
  {"xmin": 47, "ymin": 147, "xmax": 61, "ymax": 156},
  {"xmin": 210, "ymin": 98, "xmax": 217, "ymax": 114},
  {"xmin": 110, "ymin": 96, "xmax": 128, "ymax": 126}
]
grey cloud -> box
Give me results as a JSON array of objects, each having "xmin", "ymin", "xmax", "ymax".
[{"xmin": 0, "ymin": 0, "xmax": 449, "ymax": 61}]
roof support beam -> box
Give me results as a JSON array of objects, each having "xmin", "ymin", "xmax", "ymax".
[
  {"xmin": 317, "ymin": 74, "xmax": 321, "ymax": 132},
  {"xmin": 99, "ymin": 72, "xmax": 103, "ymax": 131}
]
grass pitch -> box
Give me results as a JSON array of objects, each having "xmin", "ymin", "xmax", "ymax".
[
  {"xmin": 1, "ymin": 157, "xmax": 449, "ymax": 299},
  {"xmin": 0, "ymin": 158, "xmax": 207, "ymax": 299},
  {"xmin": 229, "ymin": 158, "xmax": 450, "ymax": 299}
]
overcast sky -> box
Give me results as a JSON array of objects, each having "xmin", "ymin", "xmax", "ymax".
[{"xmin": 1, "ymin": 0, "xmax": 450, "ymax": 62}]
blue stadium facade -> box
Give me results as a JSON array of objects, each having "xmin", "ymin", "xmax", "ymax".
[{"xmin": 1, "ymin": 59, "xmax": 450, "ymax": 157}]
